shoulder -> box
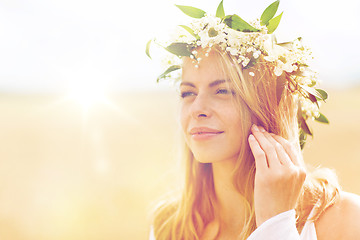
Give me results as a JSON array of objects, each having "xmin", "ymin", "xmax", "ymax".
[{"xmin": 315, "ymin": 191, "xmax": 360, "ymax": 240}]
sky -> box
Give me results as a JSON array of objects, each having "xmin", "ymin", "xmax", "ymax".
[{"xmin": 0, "ymin": 0, "xmax": 359, "ymax": 93}]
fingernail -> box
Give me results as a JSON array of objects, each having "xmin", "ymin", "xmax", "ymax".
[
  {"xmin": 252, "ymin": 124, "xmax": 259, "ymax": 131},
  {"xmin": 249, "ymin": 134, "xmax": 255, "ymax": 141},
  {"xmin": 259, "ymin": 126, "xmax": 266, "ymax": 133}
]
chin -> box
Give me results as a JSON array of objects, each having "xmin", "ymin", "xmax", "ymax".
[
  {"xmin": 194, "ymin": 156, "xmax": 215, "ymax": 164},
  {"xmin": 192, "ymin": 151, "xmax": 225, "ymax": 163},
  {"xmin": 186, "ymin": 139, "xmax": 241, "ymax": 163},
  {"xmin": 190, "ymin": 146, "xmax": 240, "ymax": 164}
]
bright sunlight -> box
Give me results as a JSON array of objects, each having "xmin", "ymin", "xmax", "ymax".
[{"xmin": 66, "ymin": 81, "xmax": 109, "ymax": 112}]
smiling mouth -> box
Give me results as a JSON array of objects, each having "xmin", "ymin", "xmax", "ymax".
[
  {"xmin": 190, "ymin": 131, "xmax": 224, "ymax": 140},
  {"xmin": 192, "ymin": 131, "xmax": 224, "ymax": 135}
]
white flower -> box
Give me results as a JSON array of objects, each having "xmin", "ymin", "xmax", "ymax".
[
  {"xmin": 297, "ymin": 77, "xmax": 312, "ymax": 86},
  {"xmin": 283, "ymin": 62, "xmax": 294, "ymax": 73},
  {"xmin": 300, "ymin": 98, "xmax": 320, "ymax": 119},
  {"xmin": 242, "ymin": 58, "xmax": 250, "ymax": 67},
  {"xmin": 247, "ymin": 47, "xmax": 254, "ymax": 53},
  {"xmin": 264, "ymin": 55, "xmax": 276, "ymax": 62},
  {"xmin": 253, "ymin": 50, "xmax": 261, "ymax": 59},
  {"xmin": 274, "ymin": 66, "xmax": 283, "ymax": 76},
  {"xmin": 226, "ymin": 47, "xmax": 238, "ymax": 56}
]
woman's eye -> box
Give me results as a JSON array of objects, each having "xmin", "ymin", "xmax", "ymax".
[
  {"xmin": 180, "ymin": 91, "xmax": 196, "ymax": 98},
  {"xmin": 216, "ymin": 89, "xmax": 233, "ymax": 95}
]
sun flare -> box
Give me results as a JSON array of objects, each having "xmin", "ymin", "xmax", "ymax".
[{"xmin": 66, "ymin": 81, "xmax": 109, "ymax": 111}]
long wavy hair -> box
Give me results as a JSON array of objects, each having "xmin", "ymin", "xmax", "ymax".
[{"xmin": 151, "ymin": 46, "xmax": 340, "ymax": 240}]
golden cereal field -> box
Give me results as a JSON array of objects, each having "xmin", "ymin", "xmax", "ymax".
[{"xmin": 0, "ymin": 87, "xmax": 359, "ymax": 239}]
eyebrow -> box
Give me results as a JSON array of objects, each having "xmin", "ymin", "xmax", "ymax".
[
  {"xmin": 209, "ymin": 79, "xmax": 229, "ymax": 88},
  {"xmin": 180, "ymin": 82, "xmax": 196, "ymax": 88},
  {"xmin": 180, "ymin": 79, "xmax": 230, "ymax": 88}
]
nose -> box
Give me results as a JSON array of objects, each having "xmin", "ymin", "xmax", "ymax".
[{"xmin": 190, "ymin": 93, "xmax": 211, "ymax": 119}]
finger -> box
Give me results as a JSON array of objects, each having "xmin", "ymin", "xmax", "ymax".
[
  {"xmin": 270, "ymin": 134, "xmax": 302, "ymax": 167},
  {"xmin": 248, "ymin": 134, "xmax": 268, "ymax": 169},
  {"xmin": 251, "ymin": 125, "xmax": 280, "ymax": 168},
  {"xmin": 270, "ymin": 138, "xmax": 294, "ymax": 167},
  {"xmin": 258, "ymin": 129, "xmax": 293, "ymax": 167}
]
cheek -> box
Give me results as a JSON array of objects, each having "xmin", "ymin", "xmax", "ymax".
[
  {"xmin": 223, "ymin": 104, "xmax": 247, "ymax": 144},
  {"xmin": 229, "ymin": 111, "xmax": 243, "ymax": 132},
  {"xmin": 225, "ymin": 112, "xmax": 242, "ymax": 142}
]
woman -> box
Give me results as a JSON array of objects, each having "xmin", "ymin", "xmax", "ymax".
[{"xmin": 147, "ymin": 1, "xmax": 360, "ymax": 239}]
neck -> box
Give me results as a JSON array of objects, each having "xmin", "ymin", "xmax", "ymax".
[{"xmin": 212, "ymin": 159, "xmax": 248, "ymax": 233}]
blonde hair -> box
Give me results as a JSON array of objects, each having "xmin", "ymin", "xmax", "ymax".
[{"xmin": 151, "ymin": 47, "xmax": 340, "ymax": 239}]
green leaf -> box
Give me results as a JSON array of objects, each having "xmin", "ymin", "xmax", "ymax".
[
  {"xmin": 157, "ymin": 65, "xmax": 181, "ymax": 82},
  {"xmin": 175, "ymin": 5, "xmax": 206, "ymax": 19},
  {"xmin": 301, "ymin": 85, "xmax": 324, "ymax": 108},
  {"xmin": 300, "ymin": 85, "xmax": 323, "ymax": 100},
  {"xmin": 260, "ymin": 0, "xmax": 280, "ymax": 26},
  {"xmin": 267, "ymin": 12, "xmax": 283, "ymax": 34},
  {"xmin": 297, "ymin": 101, "xmax": 313, "ymax": 136},
  {"xmin": 315, "ymin": 88, "xmax": 328, "ymax": 101},
  {"xmin": 145, "ymin": 39, "xmax": 152, "ymax": 59},
  {"xmin": 299, "ymin": 115, "xmax": 313, "ymax": 136},
  {"xmin": 315, "ymin": 112, "xmax": 329, "ymax": 124},
  {"xmin": 224, "ymin": 14, "xmax": 260, "ymax": 32},
  {"xmin": 216, "ymin": 0, "xmax": 225, "ymax": 18},
  {"xmin": 165, "ymin": 42, "xmax": 194, "ymax": 57},
  {"xmin": 308, "ymin": 92, "xmax": 320, "ymax": 108},
  {"xmin": 299, "ymin": 130, "xmax": 307, "ymax": 150},
  {"xmin": 179, "ymin": 25, "xmax": 198, "ymax": 39}
]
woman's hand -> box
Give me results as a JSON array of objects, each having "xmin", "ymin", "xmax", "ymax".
[{"xmin": 248, "ymin": 124, "xmax": 306, "ymax": 227}]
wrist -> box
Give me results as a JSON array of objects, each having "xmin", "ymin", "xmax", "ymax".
[
  {"xmin": 249, "ymin": 210, "xmax": 299, "ymax": 240},
  {"xmin": 256, "ymin": 208, "xmax": 295, "ymax": 227}
]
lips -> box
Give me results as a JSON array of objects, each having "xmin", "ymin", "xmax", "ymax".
[
  {"xmin": 190, "ymin": 127, "xmax": 224, "ymax": 135},
  {"xmin": 189, "ymin": 127, "xmax": 224, "ymax": 140}
]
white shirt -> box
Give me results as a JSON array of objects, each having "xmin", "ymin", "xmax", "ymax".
[
  {"xmin": 247, "ymin": 209, "xmax": 317, "ymax": 240},
  {"xmin": 149, "ymin": 209, "xmax": 317, "ymax": 240}
]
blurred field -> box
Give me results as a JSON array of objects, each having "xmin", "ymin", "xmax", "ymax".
[{"xmin": 0, "ymin": 87, "xmax": 359, "ymax": 239}]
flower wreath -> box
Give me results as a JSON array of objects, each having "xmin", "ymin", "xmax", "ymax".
[{"xmin": 146, "ymin": 0, "xmax": 329, "ymax": 149}]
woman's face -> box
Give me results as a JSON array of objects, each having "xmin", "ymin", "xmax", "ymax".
[{"xmin": 180, "ymin": 51, "xmax": 244, "ymax": 163}]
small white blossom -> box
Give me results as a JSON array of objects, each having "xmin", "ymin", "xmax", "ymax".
[
  {"xmin": 226, "ymin": 47, "xmax": 238, "ymax": 56},
  {"xmin": 300, "ymin": 98, "xmax": 320, "ymax": 119},
  {"xmin": 274, "ymin": 67, "xmax": 283, "ymax": 76},
  {"xmin": 253, "ymin": 50, "xmax": 261, "ymax": 59},
  {"xmin": 242, "ymin": 58, "xmax": 250, "ymax": 67},
  {"xmin": 283, "ymin": 62, "xmax": 294, "ymax": 73}
]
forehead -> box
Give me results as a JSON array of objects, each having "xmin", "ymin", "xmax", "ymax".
[{"xmin": 181, "ymin": 50, "xmax": 229, "ymax": 86}]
